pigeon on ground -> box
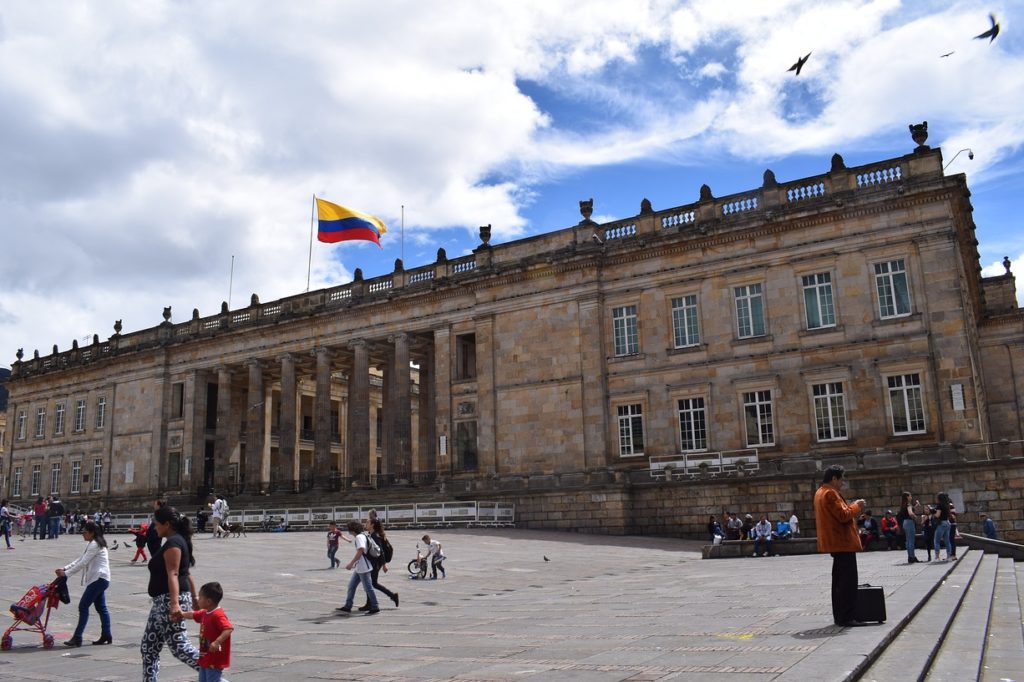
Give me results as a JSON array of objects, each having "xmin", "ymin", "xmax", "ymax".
[
  {"xmin": 110, "ymin": 540, "xmax": 119, "ymax": 550},
  {"xmin": 787, "ymin": 52, "xmax": 811, "ymax": 76},
  {"xmin": 974, "ymin": 13, "xmax": 1000, "ymax": 42},
  {"xmin": 543, "ymin": 555, "xmax": 550, "ymax": 562}
]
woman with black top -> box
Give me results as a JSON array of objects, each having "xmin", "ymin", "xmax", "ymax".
[
  {"xmin": 140, "ymin": 506, "xmax": 200, "ymax": 682},
  {"xmin": 933, "ymin": 492, "xmax": 955, "ymax": 562},
  {"xmin": 361, "ymin": 518, "xmax": 399, "ymax": 610},
  {"xmin": 896, "ymin": 491, "xmax": 920, "ymax": 564}
]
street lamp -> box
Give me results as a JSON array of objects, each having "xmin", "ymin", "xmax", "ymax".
[{"xmin": 943, "ymin": 148, "xmax": 974, "ymax": 171}]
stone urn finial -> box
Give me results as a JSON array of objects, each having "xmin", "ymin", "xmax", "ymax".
[
  {"xmin": 52, "ymin": 344, "xmax": 58, "ymax": 355},
  {"xmin": 479, "ymin": 224, "xmax": 491, "ymax": 245},
  {"xmin": 72, "ymin": 339, "xmax": 78, "ymax": 350},
  {"xmin": 92, "ymin": 334, "xmax": 99, "ymax": 345},
  {"xmin": 353, "ymin": 267, "xmax": 363, "ymax": 281},
  {"xmin": 831, "ymin": 153, "xmax": 846, "ymax": 172},
  {"xmin": 436, "ymin": 247, "xmax": 447, "ymax": 263},
  {"xmin": 909, "ymin": 121, "xmax": 929, "ymax": 149},
  {"xmin": 250, "ymin": 293, "xmax": 259, "ymax": 306},
  {"xmin": 699, "ymin": 184, "xmax": 713, "ymax": 201},
  {"xmin": 162, "ymin": 306, "xmax": 172, "ymax": 322},
  {"xmin": 1003, "ymin": 256, "xmax": 1012, "ymax": 274},
  {"xmin": 394, "ymin": 257, "xmax": 404, "ymax": 272},
  {"xmin": 113, "ymin": 319, "xmax": 122, "ymax": 334},
  {"xmin": 16, "ymin": 347, "xmax": 23, "ymax": 361},
  {"xmin": 640, "ymin": 198, "xmax": 653, "ymax": 214},
  {"xmin": 34, "ymin": 349, "xmax": 40, "ymax": 359},
  {"xmin": 220, "ymin": 301, "xmax": 229, "ymax": 314},
  {"xmin": 192, "ymin": 308, "xmax": 200, "ymax": 320},
  {"xmin": 762, "ymin": 169, "xmax": 777, "ymax": 188},
  {"xmin": 579, "ymin": 198, "xmax": 594, "ymax": 222}
]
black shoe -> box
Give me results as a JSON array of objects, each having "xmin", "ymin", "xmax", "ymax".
[
  {"xmin": 93, "ymin": 634, "xmax": 112, "ymax": 645},
  {"xmin": 358, "ymin": 604, "xmax": 371, "ymax": 612},
  {"xmin": 838, "ymin": 620, "xmax": 868, "ymax": 627},
  {"xmin": 391, "ymin": 593, "xmax": 399, "ymax": 608},
  {"xmin": 336, "ymin": 606, "xmax": 352, "ymax": 612},
  {"xmin": 366, "ymin": 608, "xmax": 380, "ymax": 615},
  {"xmin": 64, "ymin": 638, "xmax": 82, "ymax": 647}
]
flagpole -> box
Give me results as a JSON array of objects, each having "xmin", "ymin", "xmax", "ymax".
[
  {"xmin": 401, "ymin": 204, "xmax": 405, "ymax": 263},
  {"xmin": 228, "ymin": 255, "xmax": 234, "ymax": 308},
  {"xmin": 307, "ymin": 194, "xmax": 315, "ymax": 292}
]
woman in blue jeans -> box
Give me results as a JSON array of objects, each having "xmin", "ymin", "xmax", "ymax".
[
  {"xmin": 933, "ymin": 492, "xmax": 954, "ymax": 562},
  {"xmin": 56, "ymin": 520, "xmax": 113, "ymax": 646},
  {"xmin": 897, "ymin": 491, "xmax": 921, "ymax": 563}
]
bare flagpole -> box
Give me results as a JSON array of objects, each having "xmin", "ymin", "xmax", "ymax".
[
  {"xmin": 401, "ymin": 204, "xmax": 405, "ymax": 263},
  {"xmin": 228, "ymin": 255, "xmax": 235, "ymax": 308},
  {"xmin": 307, "ymin": 194, "xmax": 316, "ymax": 292}
]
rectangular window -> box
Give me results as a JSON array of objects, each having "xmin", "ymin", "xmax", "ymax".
[
  {"xmin": 71, "ymin": 461, "xmax": 82, "ymax": 494},
  {"xmin": 35, "ymin": 407, "xmax": 46, "ymax": 438},
  {"xmin": 168, "ymin": 452, "xmax": 181, "ymax": 488},
  {"xmin": 616, "ymin": 403, "xmax": 645, "ymax": 456},
  {"xmin": 17, "ymin": 410, "xmax": 27, "ymax": 440},
  {"xmin": 802, "ymin": 272, "xmax": 836, "ymax": 329},
  {"xmin": 734, "ymin": 284, "xmax": 766, "ymax": 338},
  {"xmin": 671, "ymin": 295, "xmax": 700, "ymax": 348},
  {"xmin": 455, "ymin": 334, "xmax": 477, "ymax": 380},
  {"xmin": 888, "ymin": 373, "xmax": 926, "ymax": 434},
  {"xmin": 455, "ymin": 421, "xmax": 478, "ymax": 471},
  {"xmin": 54, "ymin": 403, "xmax": 66, "ymax": 435},
  {"xmin": 92, "ymin": 458, "xmax": 103, "ymax": 492},
  {"xmin": 677, "ymin": 397, "xmax": 707, "ymax": 451},
  {"xmin": 50, "ymin": 462, "xmax": 61, "ymax": 495},
  {"xmin": 874, "ymin": 259, "xmax": 911, "ymax": 318},
  {"xmin": 30, "ymin": 464, "xmax": 41, "ymax": 496},
  {"xmin": 74, "ymin": 399, "xmax": 87, "ymax": 432},
  {"xmin": 12, "ymin": 467, "xmax": 22, "ymax": 497},
  {"xmin": 171, "ymin": 382, "xmax": 185, "ymax": 419},
  {"xmin": 743, "ymin": 390, "xmax": 775, "ymax": 446},
  {"xmin": 96, "ymin": 397, "xmax": 107, "ymax": 429},
  {"xmin": 612, "ymin": 305, "xmax": 640, "ymax": 356},
  {"xmin": 812, "ymin": 383, "xmax": 848, "ymax": 441}
]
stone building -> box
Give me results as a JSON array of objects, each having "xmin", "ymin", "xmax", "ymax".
[{"xmin": 3, "ymin": 131, "xmax": 1023, "ymax": 537}]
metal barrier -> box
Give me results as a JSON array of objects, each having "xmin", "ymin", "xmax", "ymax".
[
  {"xmin": 649, "ymin": 449, "xmax": 760, "ymax": 479},
  {"xmin": 101, "ymin": 500, "xmax": 515, "ymax": 532}
]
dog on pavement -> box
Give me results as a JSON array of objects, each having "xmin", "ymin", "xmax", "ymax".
[{"xmin": 224, "ymin": 523, "xmax": 247, "ymax": 538}]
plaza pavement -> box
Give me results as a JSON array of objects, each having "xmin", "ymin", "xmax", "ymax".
[{"xmin": 0, "ymin": 528, "xmax": 961, "ymax": 681}]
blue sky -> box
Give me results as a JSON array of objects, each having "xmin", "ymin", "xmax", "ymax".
[{"xmin": 1, "ymin": 1, "xmax": 1022, "ymax": 365}]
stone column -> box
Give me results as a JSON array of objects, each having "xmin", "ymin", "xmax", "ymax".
[
  {"xmin": 433, "ymin": 328, "xmax": 451, "ymax": 476},
  {"xmin": 190, "ymin": 369, "xmax": 209, "ymax": 494},
  {"xmin": 261, "ymin": 383, "xmax": 273, "ymax": 488},
  {"xmin": 314, "ymin": 347, "xmax": 332, "ymax": 489},
  {"xmin": 417, "ymin": 342, "xmax": 436, "ymax": 478},
  {"xmin": 346, "ymin": 339, "xmax": 370, "ymax": 485},
  {"xmin": 214, "ymin": 367, "xmax": 234, "ymax": 491},
  {"xmin": 278, "ymin": 354, "xmax": 297, "ymax": 492},
  {"xmin": 475, "ymin": 316, "xmax": 496, "ymax": 474},
  {"xmin": 578, "ymin": 295, "xmax": 608, "ymax": 469},
  {"xmin": 245, "ymin": 359, "xmax": 265, "ymax": 493},
  {"xmin": 390, "ymin": 333, "xmax": 412, "ymax": 481},
  {"xmin": 380, "ymin": 345, "xmax": 393, "ymax": 483}
]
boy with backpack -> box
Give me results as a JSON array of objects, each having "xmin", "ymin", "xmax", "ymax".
[
  {"xmin": 336, "ymin": 521, "xmax": 379, "ymax": 615},
  {"xmin": 360, "ymin": 518, "xmax": 398, "ymax": 610}
]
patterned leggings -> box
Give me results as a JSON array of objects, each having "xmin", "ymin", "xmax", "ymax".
[{"xmin": 141, "ymin": 593, "xmax": 200, "ymax": 682}]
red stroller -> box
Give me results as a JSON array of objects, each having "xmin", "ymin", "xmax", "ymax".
[{"xmin": 2, "ymin": 577, "xmax": 70, "ymax": 650}]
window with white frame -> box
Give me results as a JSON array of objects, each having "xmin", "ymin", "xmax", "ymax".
[
  {"xmin": 30, "ymin": 464, "xmax": 41, "ymax": 496},
  {"xmin": 874, "ymin": 259, "xmax": 911, "ymax": 318},
  {"xmin": 812, "ymin": 382, "xmax": 848, "ymax": 441},
  {"xmin": 802, "ymin": 272, "xmax": 836, "ymax": 329},
  {"xmin": 612, "ymin": 305, "xmax": 640, "ymax": 356},
  {"xmin": 616, "ymin": 403, "xmax": 645, "ymax": 456},
  {"xmin": 17, "ymin": 410, "xmax": 27, "ymax": 440},
  {"xmin": 743, "ymin": 390, "xmax": 775, "ymax": 446},
  {"xmin": 887, "ymin": 373, "xmax": 926, "ymax": 434},
  {"xmin": 671, "ymin": 295, "xmax": 701, "ymax": 348},
  {"xmin": 677, "ymin": 397, "xmax": 707, "ymax": 451},
  {"xmin": 734, "ymin": 284, "xmax": 766, "ymax": 338},
  {"xmin": 96, "ymin": 396, "xmax": 107, "ymax": 429},
  {"xmin": 74, "ymin": 399, "xmax": 86, "ymax": 432},
  {"xmin": 35, "ymin": 407, "xmax": 46, "ymax": 438},
  {"xmin": 92, "ymin": 458, "xmax": 103, "ymax": 492},
  {"xmin": 12, "ymin": 467, "xmax": 23, "ymax": 497},
  {"xmin": 71, "ymin": 461, "xmax": 82, "ymax": 494},
  {"xmin": 50, "ymin": 462, "xmax": 61, "ymax": 495},
  {"xmin": 54, "ymin": 402, "xmax": 65, "ymax": 435}
]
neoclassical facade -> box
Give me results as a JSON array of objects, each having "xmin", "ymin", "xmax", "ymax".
[{"xmin": 3, "ymin": 137, "xmax": 1023, "ymax": 509}]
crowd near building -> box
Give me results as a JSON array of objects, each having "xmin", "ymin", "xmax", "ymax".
[{"xmin": 1, "ymin": 127, "xmax": 1023, "ymax": 541}]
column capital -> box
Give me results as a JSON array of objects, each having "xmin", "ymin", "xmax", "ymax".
[
  {"xmin": 387, "ymin": 332, "xmax": 409, "ymax": 345},
  {"xmin": 278, "ymin": 352, "xmax": 295, "ymax": 364},
  {"xmin": 245, "ymin": 358, "xmax": 262, "ymax": 369},
  {"xmin": 347, "ymin": 338, "xmax": 368, "ymax": 351},
  {"xmin": 314, "ymin": 346, "xmax": 331, "ymax": 357},
  {"xmin": 215, "ymin": 365, "xmax": 233, "ymax": 376}
]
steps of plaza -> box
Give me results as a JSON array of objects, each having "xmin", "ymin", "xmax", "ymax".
[{"xmin": 857, "ymin": 548, "xmax": 1024, "ymax": 682}]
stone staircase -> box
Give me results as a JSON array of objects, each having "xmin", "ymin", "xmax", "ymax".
[{"xmin": 858, "ymin": 549, "xmax": 1024, "ymax": 681}]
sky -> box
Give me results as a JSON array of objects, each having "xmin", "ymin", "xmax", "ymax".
[{"xmin": 1, "ymin": 0, "xmax": 1022, "ymax": 367}]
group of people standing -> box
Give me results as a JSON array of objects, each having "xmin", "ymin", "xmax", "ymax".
[{"xmin": 51, "ymin": 497, "xmax": 233, "ymax": 682}]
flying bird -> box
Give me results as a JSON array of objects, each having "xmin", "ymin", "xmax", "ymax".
[
  {"xmin": 787, "ymin": 52, "xmax": 811, "ymax": 76},
  {"xmin": 543, "ymin": 555, "xmax": 550, "ymax": 562},
  {"xmin": 974, "ymin": 13, "xmax": 1000, "ymax": 42},
  {"xmin": 940, "ymin": 51, "xmax": 955, "ymax": 58}
]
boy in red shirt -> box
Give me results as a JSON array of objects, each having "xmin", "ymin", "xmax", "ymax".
[{"xmin": 180, "ymin": 581, "xmax": 234, "ymax": 682}]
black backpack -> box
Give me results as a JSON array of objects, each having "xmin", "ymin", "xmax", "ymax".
[{"xmin": 381, "ymin": 537, "xmax": 394, "ymax": 563}]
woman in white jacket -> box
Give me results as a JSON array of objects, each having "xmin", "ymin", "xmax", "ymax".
[{"xmin": 55, "ymin": 520, "xmax": 112, "ymax": 647}]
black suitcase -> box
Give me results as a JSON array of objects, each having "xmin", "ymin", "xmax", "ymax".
[{"xmin": 854, "ymin": 584, "xmax": 886, "ymax": 623}]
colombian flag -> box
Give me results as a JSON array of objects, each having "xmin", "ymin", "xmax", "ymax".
[{"xmin": 315, "ymin": 197, "xmax": 387, "ymax": 247}]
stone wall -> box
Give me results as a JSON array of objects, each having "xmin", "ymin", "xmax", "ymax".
[{"xmin": 487, "ymin": 459, "xmax": 1024, "ymax": 543}]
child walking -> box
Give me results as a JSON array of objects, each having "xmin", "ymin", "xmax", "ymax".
[
  {"xmin": 326, "ymin": 521, "xmax": 351, "ymax": 569},
  {"xmin": 180, "ymin": 582, "xmax": 234, "ymax": 682},
  {"xmin": 131, "ymin": 523, "xmax": 149, "ymax": 563}
]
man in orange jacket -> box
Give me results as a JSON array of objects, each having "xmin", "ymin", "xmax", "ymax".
[{"xmin": 813, "ymin": 465, "xmax": 866, "ymax": 627}]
